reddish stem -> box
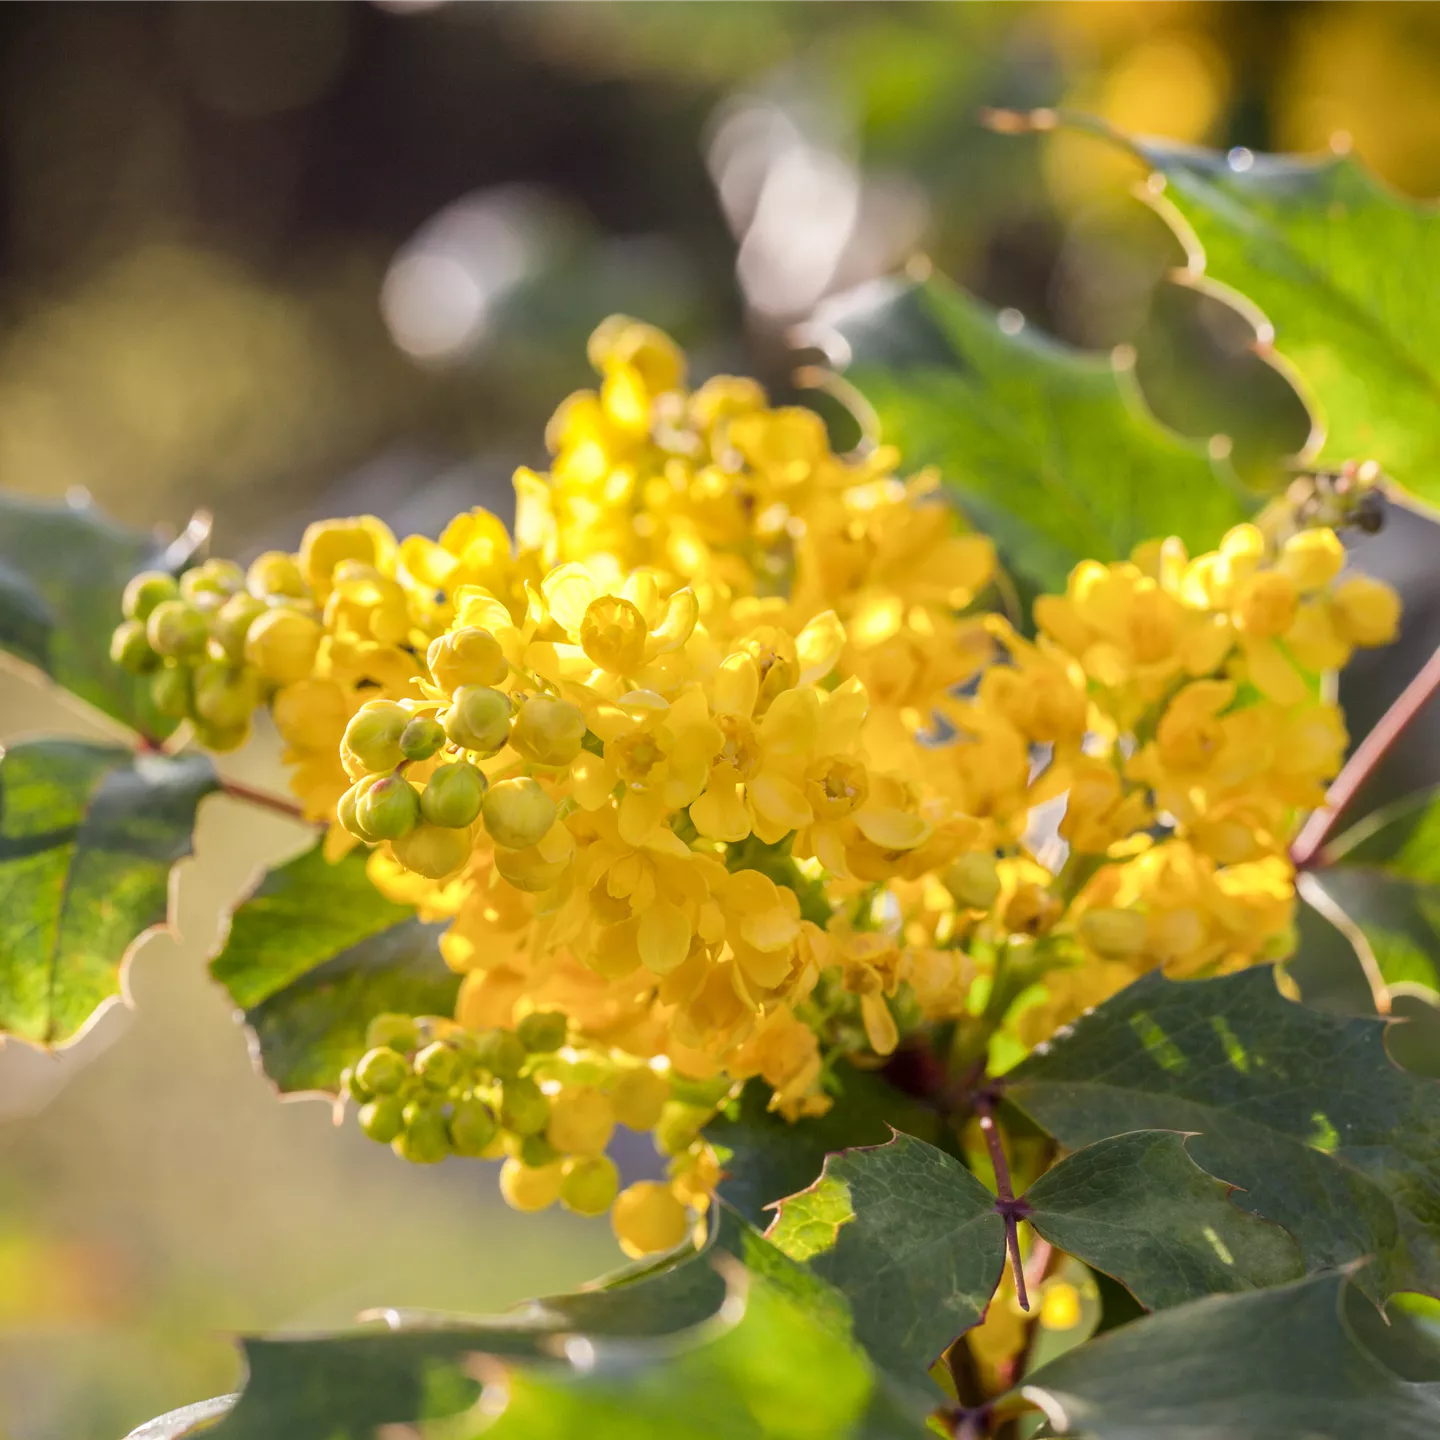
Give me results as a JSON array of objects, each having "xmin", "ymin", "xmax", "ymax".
[
  {"xmin": 219, "ymin": 777, "xmax": 308, "ymax": 822},
  {"xmin": 976, "ymin": 1095, "xmax": 1029, "ymax": 1312},
  {"xmin": 1292, "ymin": 642, "xmax": 1440, "ymax": 869}
]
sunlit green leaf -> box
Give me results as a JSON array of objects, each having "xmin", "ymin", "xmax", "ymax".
[
  {"xmin": 1006, "ymin": 965, "xmax": 1440, "ymax": 1301},
  {"xmin": 769, "ymin": 1133, "xmax": 1005, "ymax": 1376},
  {"xmin": 812, "ymin": 272, "xmax": 1248, "ymax": 597},
  {"xmin": 1017, "ymin": 1271, "xmax": 1440, "ymax": 1440},
  {"xmin": 0, "ymin": 738, "xmax": 215, "ymax": 1046},
  {"xmin": 0, "ymin": 491, "xmax": 181, "ymax": 739},
  {"xmin": 1022, "ymin": 1130, "xmax": 1303, "ymax": 1310},
  {"xmin": 209, "ymin": 839, "xmax": 457, "ymax": 1094}
]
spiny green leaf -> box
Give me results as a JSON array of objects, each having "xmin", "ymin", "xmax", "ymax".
[
  {"xmin": 768, "ymin": 1133, "xmax": 1005, "ymax": 1377},
  {"xmin": 1006, "ymin": 965, "xmax": 1440, "ymax": 1302},
  {"xmin": 812, "ymin": 272, "xmax": 1248, "ymax": 597},
  {"xmin": 209, "ymin": 839, "xmax": 458, "ymax": 1094},
  {"xmin": 1106, "ymin": 130, "xmax": 1440, "ymax": 500},
  {"xmin": 0, "ymin": 491, "xmax": 180, "ymax": 739},
  {"xmin": 1021, "ymin": 1130, "xmax": 1303, "ymax": 1310},
  {"xmin": 1016, "ymin": 1271, "xmax": 1440, "ymax": 1440},
  {"xmin": 201, "ymin": 1205, "xmax": 930, "ymax": 1440},
  {"xmin": 705, "ymin": 1067, "xmax": 955, "ymax": 1226},
  {"xmin": 0, "ymin": 738, "xmax": 216, "ymax": 1046}
]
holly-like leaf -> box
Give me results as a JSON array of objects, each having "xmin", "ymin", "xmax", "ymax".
[
  {"xmin": 0, "ymin": 738, "xmax": 216, "ymax": 1046},
  {"xmin": 809, "ymin": 273, "xmax": 1248, "ymax": 598},
  {"xmin": 1021, "ymin": 1130, "xmax": 1303, "ymax": 1310},
  {"xmin": 768, "ymin": 1133, "xmax": 1005, "ymax": 1377},
  {"xmin": 1313, "ymin": 786, "xmax": 1440, "ymax": 995},
  {"xmin": 198, "ymin": 1205, "xmax": 929, "ymax": 1440},
  {"xmin": 706, "ymin": 1066, "xmax": 955, "ymax": 1226},
  {"xmin": 1016, "ymin": 1271, "xmax": 1440, "ymax": 1440},
  {"xmin": 0, "ymin": 491, "xmax": 180, "ymax": 739},
  {"xmin": 1098, "ymin": 131, "xmax": 1440, "ymax": 501},
  {"xmin": 1005, "ymin": 965, "xmax": 1440, "ymax": 1301},
  {"xmin": 209, "ymin": 840, "xmax": 458, "ymax": 1094}
]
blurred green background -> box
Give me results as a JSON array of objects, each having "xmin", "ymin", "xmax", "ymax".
[{"xmin": 3, "ymin": 4, "xmax": 1440, "ymax": 1435}]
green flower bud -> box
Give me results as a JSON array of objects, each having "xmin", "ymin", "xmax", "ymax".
[
  {"xmin": 193, "ymin": 661, "xmax": 258, "ymax": 730},
  {"xmin": 415, "ymin": 1041, "xmax": 464, "ymax": 1091},
  {"xmin": 358, "ymin": 1095, "xmax": 404, "ymax": 1143},
  {"xmin": 500, "ymin": 1076, "xmax": 551, "ymax": 1136},
  {"xmin": 516, "ymin": 1010, "xmax": 568, "ymax": 1054},
  {"xmin": 366, "ymin": 1013, "xmax": 420, "ymax": 1053},
  {"xmin": 654, "ymin": 1101, "xmax": 707, "ymax": 1156},
  {"xmin": 474, "ymin": 1028, "xmax": 527, "ymax": 1080},
  {"xmin": 356, "ymin": 1046, "xmax": 411, "ymax": 1095},
  {"xmin": 511, "ymin": 695, "xmax": 587, "ymax": 768},
  {"xmin": 180, "ymin": 558, "xmax": 245, "ymax": 604},
  {"xmin": 448, "ymin": 1097, "xmax": 498, "ymax": 1157},
  {"xmin": 192, "ymin": 716, "xmax": 251, "ymax": 753},
  {"xmin": 342, "ymin": 1064, "xmax": 372, "ymax": 1103},
  {"xmin": 211, "ymin": 592, "xmax": 266, "ymax": 662},
  {"xmin": 395, "ymin": 1102, "xmax": 450, "ymax": 1164},
  {"xmin": 482, "ymin": 777, "xmax": 556, "ymax": 850},
  {"xmin": 399, "ymin": 715, "xmax": 446, "ymax": 762},
  {"xmin": 246, "ymin": 551, "xmax": 306, "ymax": 599},
  {"xmin": 110, "ymin": 620, "xmax": 159, "ymax": 675},
  {"xmin": 356, "ymin": 776, "xmax": 422, "ymax": 840},
  {"xmin": 942, "ymin": 852, "xmax": 1002, "ymax": 911},
  {"xmin": 420, "ymin": 761, "xmax": 486, "ymax": 829},
  {"xmin": 442, "ymin": 685, "xmax": 512, "ymax": 755},
  {"xmin": 390, "ymin": 822, "xmax": 473, "ymax": 879},
  {"xmin": 518, "ymin": 1134, "xmax": 561, "ymax": 1168},
  {"xmin": 146, "ymin": 599, "xmax": 209, "ymax": 658},
  {"xmin": 342, "ymin": 700, "xmax": 410, "ymax": 775},
  {"xmin": 123, "ymin": 570, "xmax": 179, "ymax": 622},
  {"xmin": 338, "ymin": 777, "xmax": 382, "ymax": 840},
  {"xmin": 149, "ymin": 663, "xmax": 194, "ymax": 720},
  {"xmin": 559, "ymin": 1155, "xmax": 619, "ymax": 1217}
]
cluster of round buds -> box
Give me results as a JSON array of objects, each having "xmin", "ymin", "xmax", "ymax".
[
  {"xmin": 335, "ymin": 623, "xmax": 587, "ymax": 884},
  {"xmin": 109, "ymin": 552, "xmax": 323, "ymax": 751},
  {"xmin": 345, "ymin": 1009, "xmax": 699, "ymax": 1253}
]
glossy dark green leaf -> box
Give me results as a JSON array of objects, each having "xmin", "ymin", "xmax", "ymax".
[
  {"xmin": 768, "ymin": 1133, "xmax": 1005, "ymax": 1376},
  {"xmin": 1006, "ymin": 965, "xmax": 1440, "ymax": 1301},
  {"xmin": 811, "ymin": 273, "xmax": 1248, "ymax": 597},
  {"xmin": 1017, "ymin": 1271, "xmax": 1440, "ymax": 1440},
  {"xmin": 1104, "ymin": 131, "xmax": 1440, "ymax": 501},
  {"xmin": 0, "ymin": 738, "xmax": 216, "ymax": 1045},
  {"xmin": 0, "ymin": 491, "xmax": 180, "ymax": 739},
  {"xmin": 706, "ymin": 1065, "xmax": 955, "ymax": 1226},
  {"xmin": 209, "ymin": 839, "xmax": 457, "ymax": 1094},
  {"xmin": 202, "ymin": 1205, "xmax": 929, "ymax": 1440},
  {"xmin": 1022, "ymin": 1130, "xmax": 1303, "ymax": 1310}
]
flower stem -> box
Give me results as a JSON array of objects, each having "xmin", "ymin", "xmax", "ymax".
[
  {"xmin": 976, "ymin": 1093, "xmax": 1030, "ymax": 1312},
  {"xmin": 218, "ymin": 777, "xmax": 308, "ymax": 822},
  {"xmin": 1291, "ymin": 641, "xmax": 1440, "ymax": 869}
]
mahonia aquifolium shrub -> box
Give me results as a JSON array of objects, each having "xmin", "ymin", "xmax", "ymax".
[{"xmin": 111, "ymin": 318, "xmax": 1401, "ymax": 1268}]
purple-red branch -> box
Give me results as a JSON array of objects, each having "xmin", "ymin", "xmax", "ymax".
[
  {"xmin": 1291, "ymin": 641, "xmax": 1440, "ymax": 870},
  {"xmin": 975, "ymin": 1093, "xmax": 1030, "ymax": 1313},
  {"xmin": 218, "ymin": 777, "xmax": 308, "ymax": 822}
]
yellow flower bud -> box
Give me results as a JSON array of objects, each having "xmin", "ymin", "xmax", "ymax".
[
  {"xmin": 244, "ymin": 607, "xmax": 323, "ymax": 684},
  {"xmin": 146, "ymin": 599, "xmax": 208, "ymax": 658},
  {"xmin": 342, "ymin": 700, "xmax": 411, "ymax": 776},
  {"xmin": 273, "ymin": 679, "xmax": 348, "ymax": 751},
  {"xmin": 580, "ymin": 595, "xmax": 647, "ymax": 673},
  {"xmin": 299, "ymin": 516, "xmax": 395, "ymax": 598},
  {"xmin": 559, "ymin": 1155, "xmax": 620, "ymax": 1217},
  {"xmin": 1078, "ymin": 907, "xmax": 1147, "ymax": 959},
  {"xmin": 122, "ymin": 570, "xmax": 179, "ymax": 622},
  {"xmin": 442, "ymin": 685, "xmax": 512, "ymax": 755},
  {"xmin": 427, "ymin": 627, "xmax": 507, "ymax": 693},
  {"xmin": 1330, "ymin": 575, "xmax": 1400, "ymax": 648},
  {"xmin": 547, "ymin": 1085, "xmax": 615, "ymax": 1156},
  {"xmin": 483, "ymin": 777, "xmax": 557, "ymax": 850},
  {"xmin": 1279, "ymin": 529, "xmax": 1344, "ymax": 592},
  {"xmin": 211, "ymin": 592, "xmax": 266, "ymax": 662},
  {"xmin": 1235, "ymin": 571, "xmax": 1297, "ymax": 639},
  {"xmin": 609, "ymin": 1066, "xmax": 670, "ymax": 1131},
  {"xmin": 942, "ymin": 853, "xmax": 1001, "ymax": 910},
  {"xmin": 510, "ymin": 694, "xmax": 587, "ymax": 768},
  {"xmin": 390, "ymin": 822, "xmax": 473, "ymax": 878},
  {"xmin": 612, "ymin": 1181, "xmax": 689, "ymax": 1258},
  {"xmin": 246, "ymin": 550, "xmax": 306, "ymax": 599},
  {"xmin": 499, "ymin": 1157, "xmax": 563, "ymax": 1212}
]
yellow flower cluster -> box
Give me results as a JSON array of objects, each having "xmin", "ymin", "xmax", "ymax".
[{"xmin": 150, "ymin": 318, "xmax": 1399, "ymax": 1254}]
